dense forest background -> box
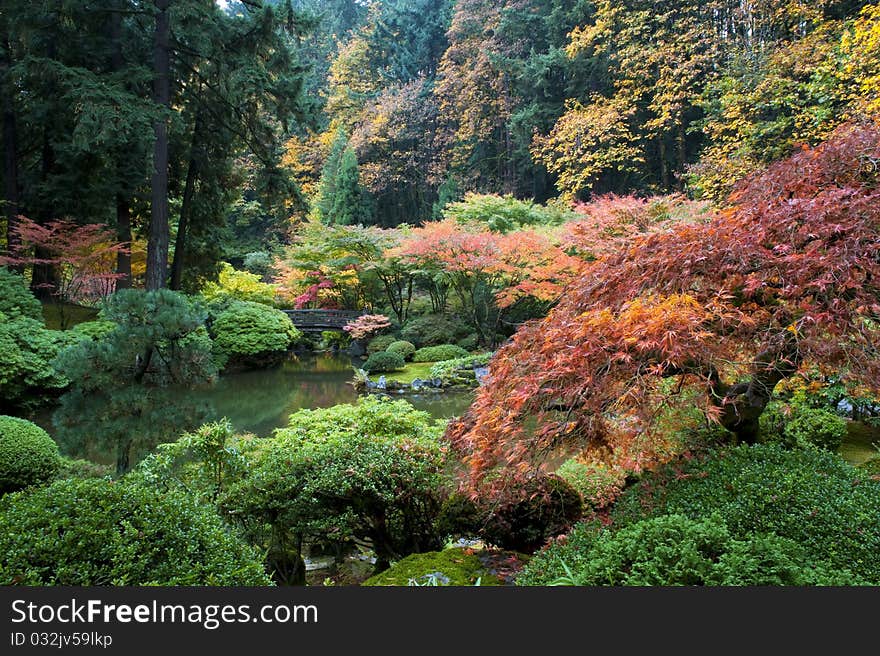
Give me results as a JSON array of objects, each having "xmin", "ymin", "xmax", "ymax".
[{"xmin": 1, "ymin": 0, "xmax": 878, "ymax": 292}]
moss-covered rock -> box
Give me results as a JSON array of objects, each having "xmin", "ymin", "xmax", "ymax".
[{"xmin": 362, "ymin": 548, "xmax": 504, "ymax": 586}]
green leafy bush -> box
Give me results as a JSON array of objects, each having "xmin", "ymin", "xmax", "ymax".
[
  {"xmin": 0, "ymin": 416, "xmax": 60, "ymax": 494},
  {"xmin": 556, "ymin": 458, "xmax": 626, "ymax": 508},
  {"xmin": 443, "ymin": 193, "xmax": 576, "ymax": 233},
  {"xmin": 363, "ymin": 548, "xmax": 502, "ymax": 586},
  {"xmin": 201, "ymin": 263, "xmax": 276, "ymax": 306},
  {"xmin": 517, "ymin": 514, "xmax": 862, "ymax": 586},
  {"xmin": 0, "ymin": 478, "xmax": 270, "ymax": 585},
  {"xmin": 400, "ymin": 314, "xmax": 473, "ymax": 348},
  {"xmin": 385, "ymin": 340, "xmax": 416, "ymax": 361},
  {"xmin": 209, "ymin": 300, "xmax": 300, "ymax": 366},
  {"xmin": 0, "ymin": 269, "xmax": 42, "ymax": 320},
  {"xmin": 858, "ymin": 458, "xmax": 880, "ymax": 477},
  {"xmin": 222, "ymin": 398, "xmax": 447, "ymax": 579},
  {"xmin": 55, "ymin": 457, "xmax": 112, "ymax": 480},
  {"xmin": 241, "ymin": 251, "xmax": 274, "ymax": 278},
  {"xmin": 0, "ymin": 314, "xmax": 72, "ymax": 410},
  {"xmin": 760, "ymin": 401, "xmax": 847, "ymax": 450},
  {"xmin": 366, "ymin": 334, "xmax": 397, "ymax": 354},
  {"xmin": 319, "ymin": 330, "xmax": 351, "ymax": 350},
  {"xmin": 413, "ymin": 344, "xmax": 470, "ymax": 363},
  {"xmin": 362, "ymin": 351, "xmax": 406, "ymax": 373},
  {"xmin": 609, "ymin": 444, "xmax": 880, "ymax": 581}
]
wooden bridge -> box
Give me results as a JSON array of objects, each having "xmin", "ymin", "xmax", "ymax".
[{"xmin": 282, "ymin": 309, "xmax": 364, "ymax": 332}]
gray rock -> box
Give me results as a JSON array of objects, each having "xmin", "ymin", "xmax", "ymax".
[{"xmin": 376, "ymin": 375, "xmax": 387, "ymax": 390}]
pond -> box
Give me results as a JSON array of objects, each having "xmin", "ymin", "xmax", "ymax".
[{"xmin": 31, "ymin": 352, "xmax": 475, "ymax": 470}]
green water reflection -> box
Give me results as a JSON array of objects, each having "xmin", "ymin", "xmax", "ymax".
[{"xmin": 36, "ymin": 352, "xmax": 474, "ymax": 468}]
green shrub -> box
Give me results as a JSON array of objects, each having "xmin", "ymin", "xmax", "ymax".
[
  {"xmin": 55, "ymin": 457, "xmax": 112, "ymax": 480},
  {"xmin": 858, "ymin": 458, "xmax": 880, "ymax": 477},
  {"xmin": 784, "ymin": 407, "xmax": 847, "ymax": 451},
  {"xmin": 517, "ymin": 514, "xmax": 862, "ymax": 586},
  {"xmin": 386, "ymin": 340, "xmax": 416, "ymax": 361},
  {"xmin": 222, "ymin": 398, "xmax": 447, "ymax": 578},
  {"xmin": 209, "ymin": 300, "xmax": 300, "ymax": 365},
  {"xmin": 0, "ymin": 416, "xmax": 60, "ymax": 494},
  {"xmin": 479, "ymin": 475, "xmax": 583, "ymax": 552},
  {"xmin": 366, "ymin": 334, "xmax": 397, "ymax": 354},
  {"xmin": 400, "ymin": 314, "xmax": 473, "ymax": 348},
  {"xmin": 362, "ymin": 548, "xmax": 502, "ymax": 586},
  {"xmin": 0, "ymin": 268, "xmax": 42, "ymax": 320},
  {"xmin": 609, "ymin": 444, "xmax": 880, "ymax": 581},
  {"xmin": 455, "ymin": 334, "xmax": 480, "ymax": 351},
  {"xmin": 413, "ymin": 344, "xmax": 470, "ymax": 363},
  {"xmin": 760, "ymin": 401, "xmax": 847, "ymax": 450},
  {"xmin": 0, "ymin": 478, "xmax": 270, "ymax": 585},
  {"xmin": 362, "ymin": 351, "xmax": 406, "ymax": 373},
  {"xmin": 0, "ymin": 315, "xmax": 72, "ymax": 409},
  {"xmin": 201, "ymin": 263, "xmax": 276, "ymax": 305},
  {"xmin": 429, "ymin": 352, "xmax": 493, "ymax": 384},
  {"xmin": 319, "ymin": 330, "xmax": 351, "ymax": 350},
  {"xmin": 241, "ymin": 251, "xmax": 274, "ymax": 278},
  {"xmin": 556, "ymin": 458, "xmax": 626, "ymax": 508},
  {"xmin": 443, "ymin": 193, "xmax": 576, "ymax": 233}
]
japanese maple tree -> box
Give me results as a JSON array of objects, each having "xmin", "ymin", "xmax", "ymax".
[
  {"xmin": 390, "ymin": 219, "xmax": 582, "ymax": 345},
  {"xmin": 448, "ymin": 122, "xmax": 880, "ymax": 488},
  {"xmin": 343, "ymin": 314, "xmax": 392, "ymax": 340},
  {"xmin": 1, "ymin": 217, "xmax": 128, "ymax": 326}
]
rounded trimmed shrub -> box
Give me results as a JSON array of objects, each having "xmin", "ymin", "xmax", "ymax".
[
  {"xmin": 210, "ymin": 300, "xmax": 300, "ymax": 366},
  {"xmin": 759, "ymin": 401, "xmax": 847, "ymax": 451},
  {"xmin": 0, "ymin": 416, "xmax": 60, "ymax": 494},
  {"xmin": 609, "ymin": 444, "xmax": 880, "ymax": 581},
  {"xmin": 366, "ymin": 334, "xmax": 397, "ymax": 354},
  {"xmin": 362, "ymin": 351, "xmax": 406, "ymax": 374},
  {"xmin": 0, "ymin": 478, "xmax": 271, "ymax": 585},
  {"xmin": 0, "ymin": 268, "xmax": 42, "ymax": 320},
  {"xmin": 386, "ymin": 340, "xmax": 416, "ymax": 361},
  {"xmin": 0, "ymin": 316, "xmax": 71, "ymax": 409},
  {"xmin": 413, "ymin": 344, "xmax": 469, "ymax": 363}
]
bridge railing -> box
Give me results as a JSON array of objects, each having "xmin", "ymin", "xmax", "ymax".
[{"xmin": 282, "ymin": 309, "xmax": 365, "ymax": 330}]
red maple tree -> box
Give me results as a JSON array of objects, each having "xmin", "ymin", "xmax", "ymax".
[
  {"xmin": 448, "ymin": 121, "xmax": 880, "ymax": 488},
  {"xmin": 1, "ymin": 217, "xmax": 128, "ymax": 322}
]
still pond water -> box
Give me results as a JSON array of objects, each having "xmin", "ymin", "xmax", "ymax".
[{"xmin": 33, "ymin": 352, "xmax": 474, "ymax": 469}]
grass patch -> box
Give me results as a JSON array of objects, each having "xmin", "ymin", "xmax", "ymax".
[
  {"xmin": 381, "ymin": 362, "xmax": 435, "ymax": 384},
  {"xmin": 41, "ymin": 302, "xmax": 98, "ymax": 330}
]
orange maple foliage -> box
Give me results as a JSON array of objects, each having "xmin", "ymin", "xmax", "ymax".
[{"xmin": 448, "ymin": 121, "xmax": 880, "ymax": 489}]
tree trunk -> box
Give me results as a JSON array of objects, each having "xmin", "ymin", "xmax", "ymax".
[
  {"xmin": 115, "ymin": 197, "xmax": 132, "ymax": 289},
  {"xmin": 713, "ymin": 333, "xmax": 801, "ymax": 443},
  {"xmin": 677, "ymin": 120, "xmax": 687, "ymax": 189},
  {"xmin": 31, "ymin": 41, "xmax": 61, "ymax": 299},
  {"xmin": 659, "ymin": 137, "xmax": 670, "ymax": 190},
  {"xmin": 1, "ymin": 36, "xmax": 20, "ymax": 267},
  {"xmin": 146, "ymin": 0, "xmax": 171, "ymax": 291},
  {"xmin": 110, "ymin": 6, "xmax": 132, "ymax": 289},
  {"xmin": 116, "ymin": 435, "xmax": 133, "ymax": 475},
  {"xmin": 169, "ymin": 106, "xmax": 204, "ymax": 291}
]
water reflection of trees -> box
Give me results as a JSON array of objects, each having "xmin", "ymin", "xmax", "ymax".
[{"xmin": 53, "ymin": 387, "xmax": 211, "ymax": 473}]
